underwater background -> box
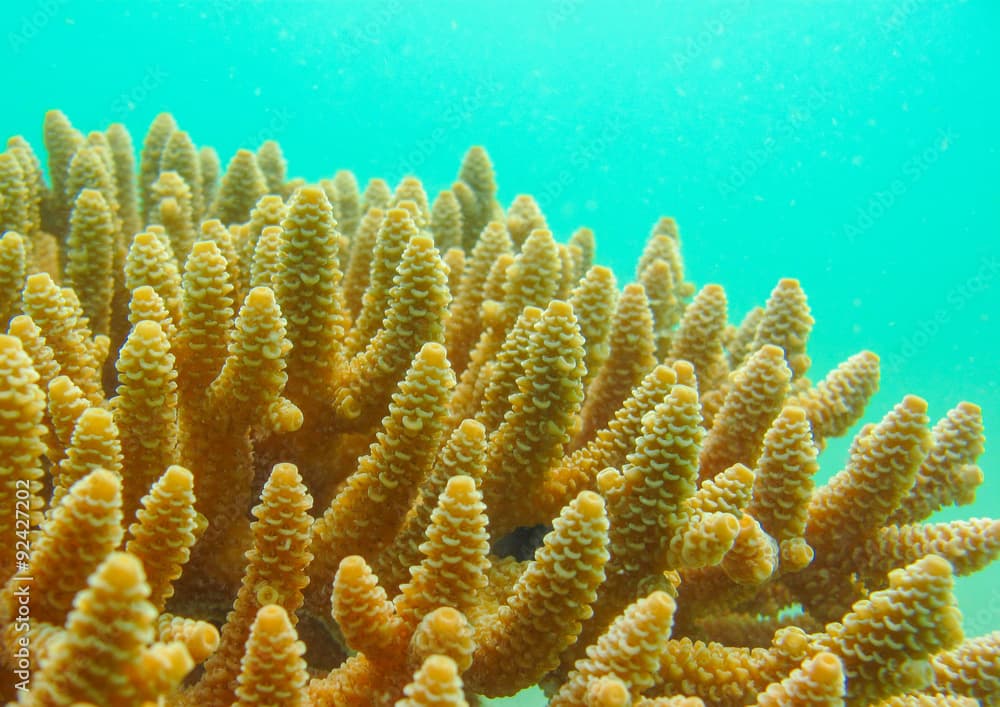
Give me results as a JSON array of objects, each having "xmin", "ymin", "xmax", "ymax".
[{"xmin": 2, "ymin": 0, "xmax": 997, "ymax": 702}]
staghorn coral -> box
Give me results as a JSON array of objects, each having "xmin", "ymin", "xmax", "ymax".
[
  {"xmin": 0, "ymin": 111, "xmax": 995, "ymax": 707},
  {"xmin": 575, "ymin": 282, "xmax": 656, "ymax": 449},
  {"xmin": 346, "ymin": 205, "xmax": 419, "ymax": 359},
  {"xmin": 5, "ymin": 138, "xmax": 44, "ymax": 243},
  {"xmin": 372, "ymin": 419, "xmax": 488, "ymax": 596},
  {"xmin": 64, "ymin": 188, "xmax": 116, "ymax": 338},
  {"xmin": 753, "ymin": 651, "xmax": 846, "ymax": 706},
  {"xmin": 333, "ymin": 231, "xmax": 450, "ymax": 432},
  {"xmin": 697, "ymin": 344, "xmax": 792, "ymax": 483},
  {"xmin": 815, "ymin": 554, "xmax": 965, "ymax": 706},
  {"xmin": 125, "ymin": 465, "xmax": 199, "ymax": 611},
  {"xmin": 0, "ymin": 232, "xmax": 28, "ymax": 325},
  {"xmin": 746, "ymin": 404, "xmax": 820, "ymax": 574},
  {"xmin": 209, "ymin": 149, "xmax": 268, "ymax": 227},
  {"xmin": 308, "ymin": 341, "xmax": 457, "ymax": 607},
  {"xmin": 234, "ymin": 604, "xmax": 309, "ymax": 706},
  {"xmin": 256, "ymin": 140, "xmax": 287, "ymax": 198},
  {"xmin": 393, "ymin": 177, "xmax": 432, "ymax": 230},
  {"xmin": 0, "ymin": 153, "xmax": 31, "ymax": 242},
  {"xmin": 551, "ymin": 591, "xmax": 678, "ymax": 707},
  {"xmin": 398, "ymin": 654, "xmax": 470, "ymax": 707},
  {"xmin": 929, "ymin": 631, "xmax": 1000, "ymax": 704},
  {"xmin": 0, "ymin": 333, "xmax": 46, "ymax": 582},
  {"xmin": 41, "ymin": 110, "xmax": 83, "ymax": 234},
  {"xmin": 190, "ymin": 462, "xmax": 313, "ymax": 705},
  {"xmin": 22, "ymin": 551, "xmax": 193, "ymax": 706}
]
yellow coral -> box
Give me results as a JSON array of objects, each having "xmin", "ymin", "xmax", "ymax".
[
  {"xmin": 395, "ymin": 475, "xmax": 491, "ymax": 626},
  {"xmin": 175, "ymin": 239, "xmax": 234, "ymax": 390},
  {"xmin": 0, "ymin": 152, "xmax": 30, "ymax": 237},
  {"xmin": 138, "ymin": 113, "xmax": 177, "ymax": 223},
  {"xmin": 28, "ymin": 552, "xmax": 192, "ymax": 706},
  {"xmin": 199, "ymin": 146, "xmax": 221, "ymax": 210},
  {"xmin": 749, "ymin": 278, "xmax": 814, "ymax": 379},
  {"xmin": 0, "ymin": 334, "xmax": 46, "ymax": 581},
  {"xmin": 0, "ymin": 115, "xmax": 995, "ymax": 707},
  {"xmin": 0, "ymin": 468, "xmax": 122, "ymax": 641},
  {"xmin": 753, "ymin": 651, "xmax": 845, "ymax": 706},
  {"xmin": 788, "ymin": 350, "xmax": 880, "ymax": 450},
  {"xmin": 818, "ymin": 554, "xmax": 964, "ymax": 706},
  {"xmin": 311, "ymin": 342, "xmax": 455, "ymax": 602},
  {"xmin": 255, "ymin": 140, "xmax": 286, "ymax": 197},
  {"xmin": 332, "ymin": 555, "xmax": 406, "ymax": 659},
  {"xmin": 398, "ymin": 654, "xmax": 469, "ymax": 707},
  {"xmin": 124, "ymin": 231, "xmax": 183, "ymax": 325},
  {"xmin": 444, "ymin": 220, "xmax": 512, "ymax": 376},
  {"xmin": 473, "ymin": 304, "xmax": 543, "ymax": 434},
  {"xmin": 65, "ymin": 188, "xmax": 116, "ymax": 337},
  {"xmin": 274, "ymin": 185, "xmax": 347, "ymax": 402},
  {"xmin": 334, "ymin": 233, "xmax": 450, "ymax": 430},
  {"xmin": 331, "ymin": 170, "xmax": 362, "ymax": 238},
  {"xmin": 160, "ymin": 129, "xmax": 204, "ymax": 222},
  {"xmin": 6, "ymin": 137, "xmax": 44, "ymax": 238},
  {"xmin": 156, "ymin": 613, "xmax": 220, "ymax": 664},
  {"xmin": 930, "ymin": 631, "xmax": 1000, "ymax": 704},
  {"xmin": 208, "ymin": 286, "xmax": 300, "ymax": 434},
  {"xmin": 569, "ymin": 265, "xmax": 618, "ymax": 390},
  {"xmin": 22, "ymin": 272, "xmax": 104, "ymax": 405},
  {"xmin": 890, "ymin": 402, "xmax": 985, "ymax": 525},
  {"xmin": 806, "ymin": 395, "xmax": 930, "ymax": 556},
  {"xmin": 234, "ymin": 604, "xmax": 308, "ymax": 706},
  {"xmin": 50, "ymin": 406, "xmax": 122, "ymax": 512},
  {"xmin": 373, "ymin": 419, "xmax": 488, "ymax": 595},
  {"xmin": 393, "ymin": 177, "xmax": 432, "ymax": 229},
  {"xmin": 125, "ymin": 465, "xmax": 199, "ymax": 610},
  {"xmin": 668, "ymin": 283, "xmax": 729, "ymax": 395},
  {"xmin": 151, "ymin": 170, "xmax": 197, "ymax": 265},
  {"xmin": 467, "ymin": 490, "xmax": 610, "ymax": 695},
  {"xmin": 0, "ymin": 231, "xmax": 26, "ymax": 325},
  {"xmin": 698, "ymin": 344, "xmax": 792, "ymax": 482},
  {"xmin": 431, "ymin": 189, "xmax": 464, "ymax": 252},
  {"xmin": 576, "ymin": 283, "xmax": 656, "ymax": 449},
  {"xmin": 541, "ymin": 363, "xmax": 678, "ymax": 516},
  {"xmin": 341, "ymin": 206, "xmax": 383, "ymax": 313},
  {"xmin": 481, "ymin": 299, "xmax": 586, "ymax": 535},
  {"xmin": 209, "ymin": 148, "xmax": 268, "ymax": 226},
  {"xmin": 192, "ymin": 462, "xmax": 313, "ymax": 705},
  {"xmin": 113, "ymin": 319, "xmax": 178, "ymax": 519},
  {"xmin": 552, "ymin": 592, "xmax": 677, "ymax": 707},
  {"xmin": 748, "ymin": 404, "xmax": 819, "ymax": 572},
  {"xmin": 506, "ymin": 194, "xmax": 547, "ymax": 250},
  {"xmin": 42, "ymin": 110, "xmax": 84, "ymax": 231}
]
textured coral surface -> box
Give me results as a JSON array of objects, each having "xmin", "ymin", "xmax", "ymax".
[{"xmin": 0, "ymin": 111, "xmax": 996, "ymax": 706}]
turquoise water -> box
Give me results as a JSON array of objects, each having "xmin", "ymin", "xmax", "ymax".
[{"xmin": 3, "ymin": 0, "xmax": 998, "ymax": 700}]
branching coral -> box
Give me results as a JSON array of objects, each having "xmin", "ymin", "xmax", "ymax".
[{"xmin": 0, "ymin": 111, "xmax": 995, "ymax": 707}]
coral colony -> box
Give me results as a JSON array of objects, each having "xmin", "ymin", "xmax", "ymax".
[{"xmin": 0, "ymin": 110, "xmax": 996, "ymax": 705}]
